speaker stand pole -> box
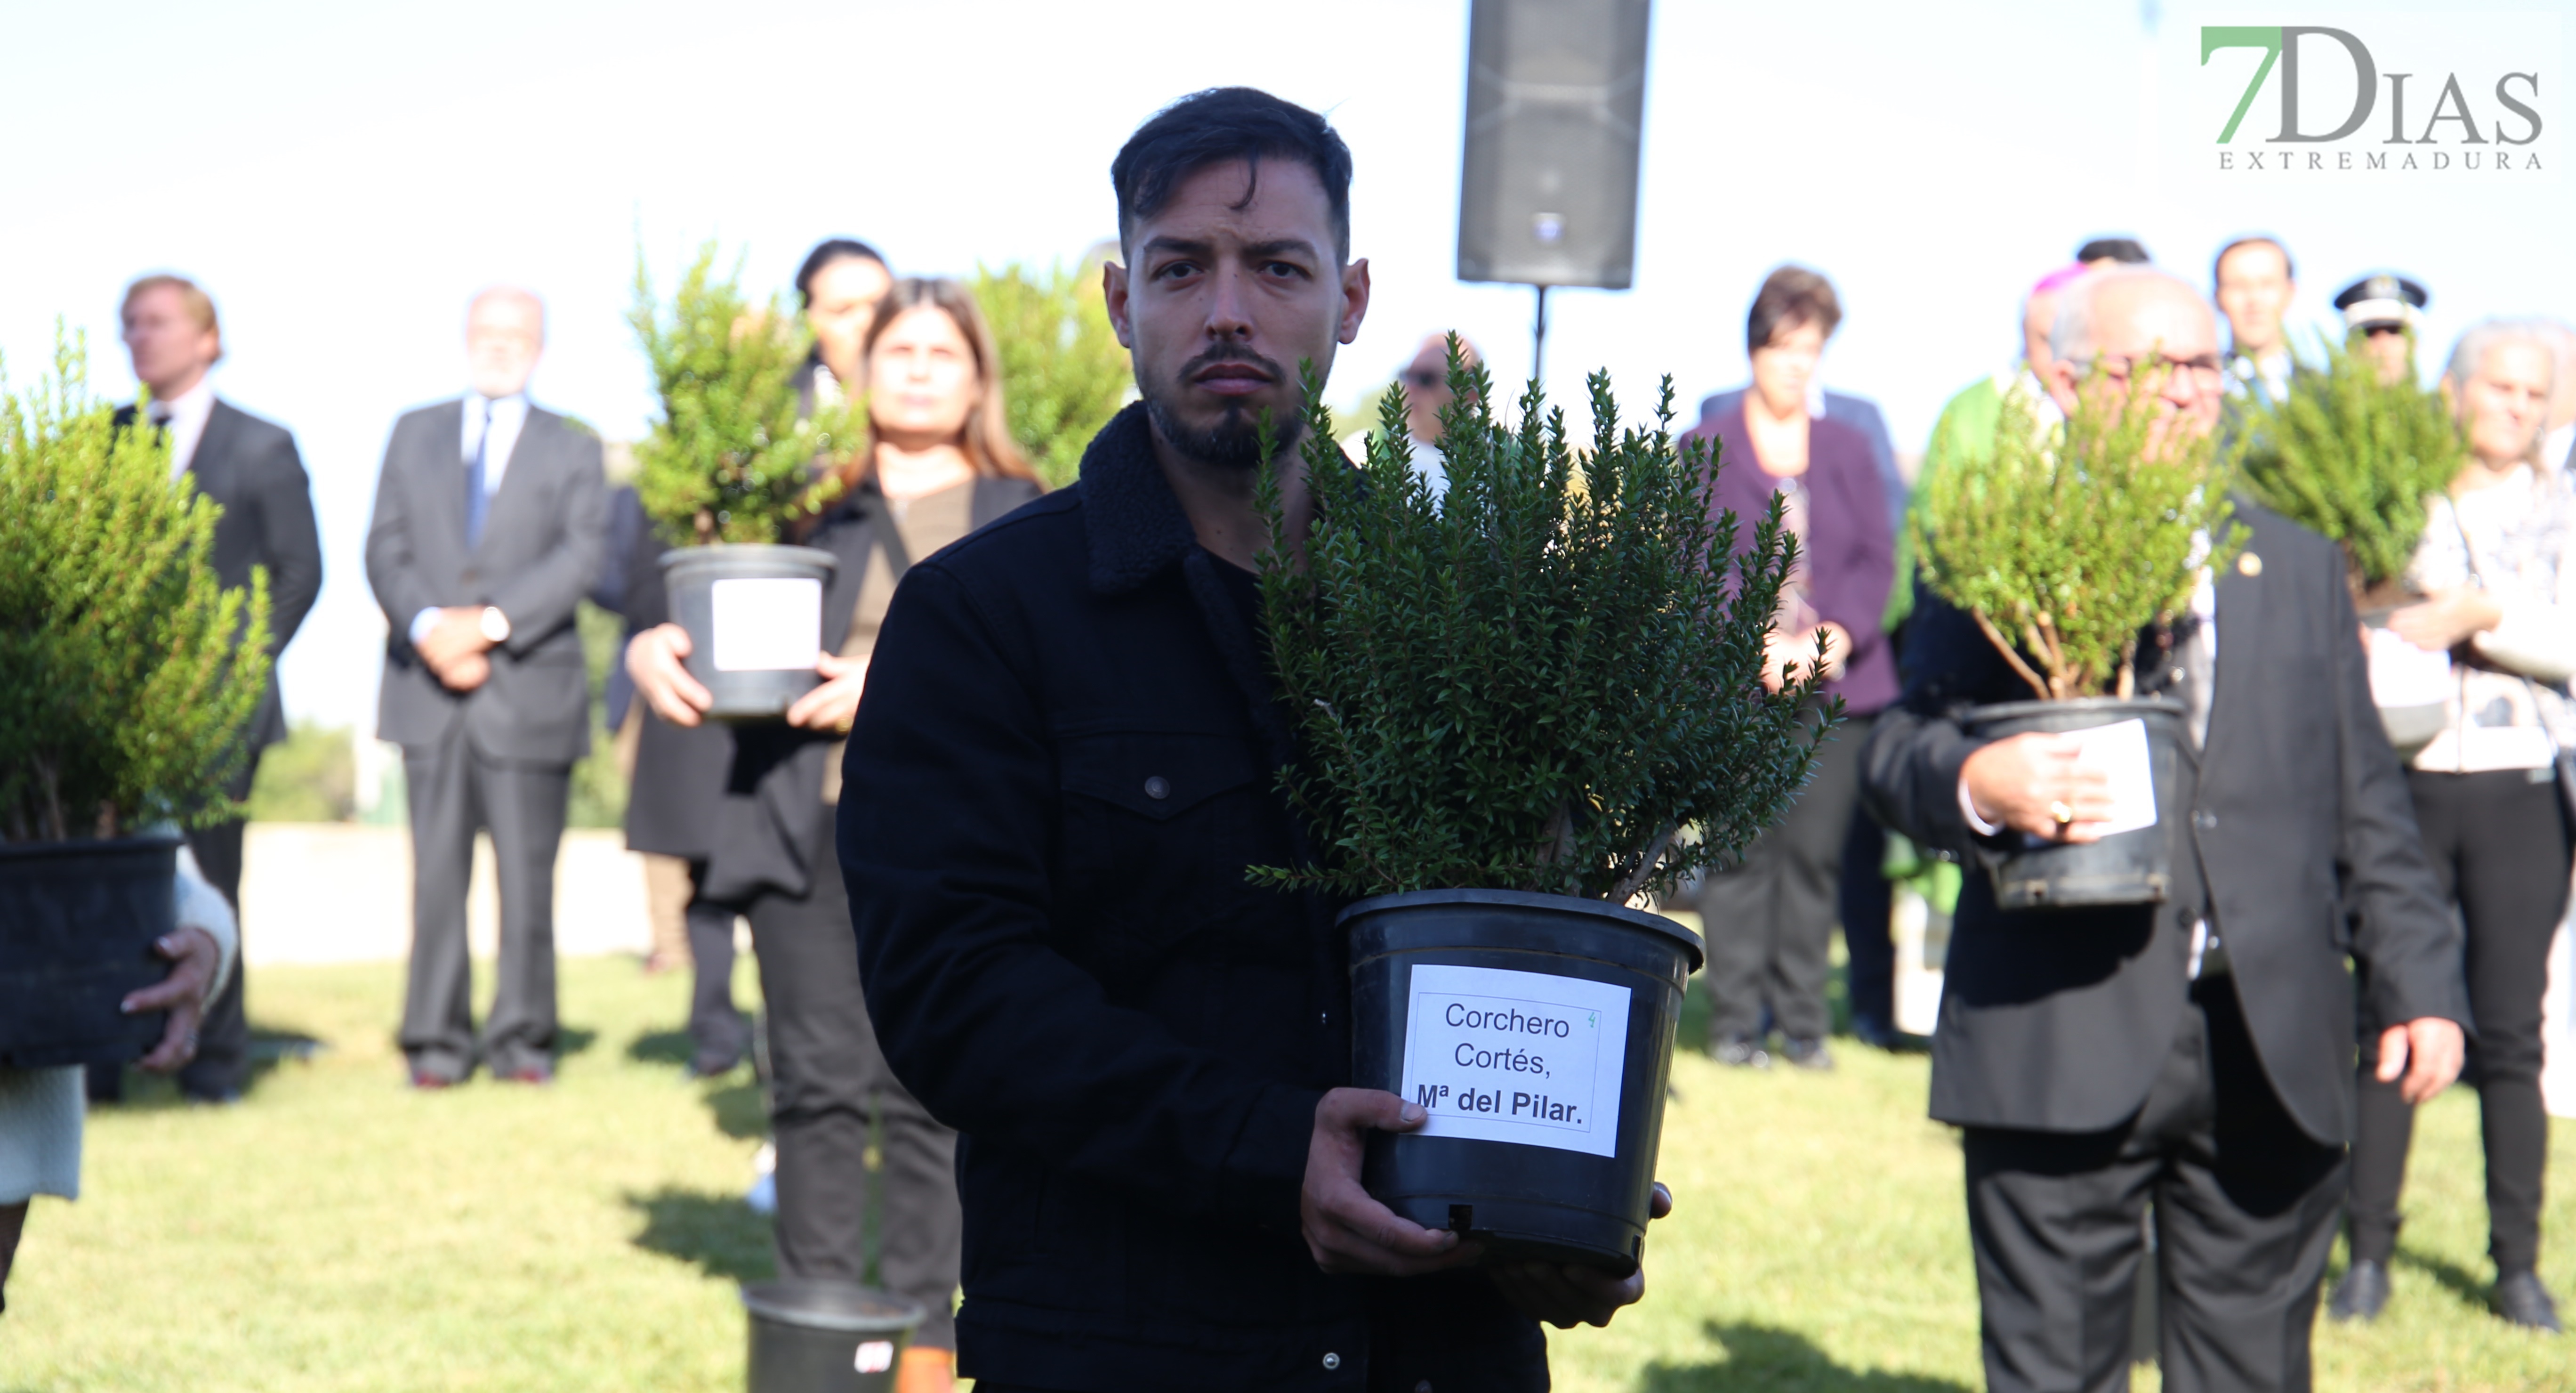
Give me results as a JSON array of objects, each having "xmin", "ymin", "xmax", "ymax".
[{"xmin": 1531, "ymin": 283, "xmax": 1550, "ymax": 385}]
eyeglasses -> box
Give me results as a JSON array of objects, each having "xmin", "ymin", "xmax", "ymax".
[
  {"xmin": 2361, "ymin": 324, "xmax": 2408, "ymax": 339},
  {"xmin": 2070, "ymin": 353, "xmax": 2227, "ymax": 385}
]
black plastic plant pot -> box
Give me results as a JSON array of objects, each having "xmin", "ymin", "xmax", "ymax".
[
  {"xmin": 1964, "ymin": 697, "xmax": 2193, "ymax": 909},
  {"xmin": 741, "ymin": 1280, "xmax": 925, "ymax": 1393},
  {"xmin": 1346, "ymin": 888, "xmax": 1705, "ymax": 1278},
  {"xmin": 661, "ymin": 544, "xmax": 839, "ymax": 723},
  {"xmin": 0, "ymin": 834, "xmax": 180, "ymax": 1068}
]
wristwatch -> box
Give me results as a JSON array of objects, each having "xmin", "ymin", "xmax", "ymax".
[{"xmin": 478, "ymin": 606, "xmax": 512, "ymax": 645}]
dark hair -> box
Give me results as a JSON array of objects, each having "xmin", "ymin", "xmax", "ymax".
[
  {"xmin": 794, "ymin": 238, "xmax": 888, "ymax": 308},
  {"xmin": 1111, "ymin": 87, "xmax": 1354, "ymax": 260},
  {"xmin": 1746, "ymin": 266, "xmax": 1843, "ymax": 354},
  {"xmin": 2076, "ymin": 236, "xmax": 2151, "ymax": 266},
  {"xmin": 2212, "ymin": 235, "xmax": 2295, "ymax": 286}
]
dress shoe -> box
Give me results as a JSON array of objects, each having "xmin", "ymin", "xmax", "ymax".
[
  {"xmin": 494, "ymin": 1064, "xmax": 555, "ymax": 1086},
  {"xmin": 1712, "ymin": 1035, "xmax": 1771, "ymax": 1069},
  {"xmin": 408, "ymin": 1069, "xmax": 457, "ymax": 1091},
  {"xmin": 1781, "ymin": 1037, "xmax": 1835, "ymax": 1071},
  {"xmin": 687, "ymin": 1053, "xmax": 745, "ymax": 1080},
  {"xmin": 2494, "ymin": 1270, "xmax": 2563, "ymax": 1333},
  {"xmin": 2326, "ymin": 1259, "xmax": 2390, "ymax": 1323}
]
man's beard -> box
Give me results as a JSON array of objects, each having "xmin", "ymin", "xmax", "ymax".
[{"xmin": 1141, "ymin": 346, "xmax": 1306, "ymax": 470}]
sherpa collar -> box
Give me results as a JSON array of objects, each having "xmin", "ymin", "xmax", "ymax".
[{"xmin": 1078, "ymin": 401, "xmax": 1200, "ymax": 596}]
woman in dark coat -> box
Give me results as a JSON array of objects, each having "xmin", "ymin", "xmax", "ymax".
[
  {"xmin": 1689, "ymin": 267, "xmax": 1897, "ymax": 1072},
  {"xmin": 625, "ymin": 278, "xmax": 1044, "ymax": 1390}
]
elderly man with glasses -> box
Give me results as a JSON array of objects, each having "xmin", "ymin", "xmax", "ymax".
[{"xmin": 1860, "ymin": 267, "xmax": 2470, "ymax": 1393}]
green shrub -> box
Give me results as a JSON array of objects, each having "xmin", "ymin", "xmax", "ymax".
[
  {"xmin": 0, "ymin": 332, "xmax": 272, "ymax": 840},
  {"xmin": 971, "ymin": 260, "xmax": 1131, "ymax": 489},
  {"xmin": 2237, "ymin": 335, "xmax": 2464, "ymax": 591},
  {"xmin": 246, "ymin": 722, "xmax": 357, "ymax": 823},
  {"xmin": 630, "ymin": 242, "xmax": 862, "ymax": 545},
  {"xmin": 1912, "ymin": 371, "xmax": 2243, "ymax": 701},
  {"xmin": 1253, "ymin": 352, "xmax": 1832, "ymax": 903}
]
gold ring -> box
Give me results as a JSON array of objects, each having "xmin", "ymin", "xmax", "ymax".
[{"xmin": 2049, "ymin": 800, "xmax": 2075, "ymax": 826}]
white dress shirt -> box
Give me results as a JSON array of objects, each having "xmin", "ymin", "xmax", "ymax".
[
  {"xmin": 147, "ymin": 377, "xmax": 218, "ymax": 480},
  {"xmin": 410, "ymin": 391, "xmax": 533, "ymax": 646}
]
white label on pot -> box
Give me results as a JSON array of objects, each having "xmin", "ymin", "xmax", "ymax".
[
  {"xmin": 2367, "ymin": 626, "xmax": 2453, "ymax": 709},
  {"xmin": 2064, "ymin": 718, "xmax": 2158, "ymax": 838},
  {"xmin": 854, "ymin": 1341, "xmax": 895, "ymax": 1374},
  {"xmin": 709, "ymin": 577, "xmax": 822, "ymax": 672},
  {"xmin": 1397, "ymin": 964, "xmax": 1631, "ymax": 1158}
]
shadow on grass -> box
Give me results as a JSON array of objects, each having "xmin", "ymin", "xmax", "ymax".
[
  {"xmin": 557, "ymin": 1025, "xmax": 599, "ymax": 1059},
  {"xmin": 704, "ymin": 1078, "xmax": 770, "ymax": 1141},
  {"xmin": 1637, "ymin": 1322, "xmax": 1974, "ymax": 1393},
  {"xmin": 629, "ymin": 1028, "xmax": 695, "ymax": 1067},
  {"xmin": 2392, "ymin": 1244, "xmax": 2495, "ymax": 1308},
  {"xmin": 628, "ymin": 1186, "xmax": 774, "ymax": 1285}
]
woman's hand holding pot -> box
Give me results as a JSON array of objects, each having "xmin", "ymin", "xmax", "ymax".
[
  {"xmin": 2388, "ymin": 587, "xmax": 2501, "ymax": 653},
  {"xmin": 123, "ymin": 925, "xmax": 221, "ymax": 1073},
  {"xmin": 1488, "ymin": 1182, "xmax": 1672, "ymax": 1328},
  {"xmin": 627, "ymin": 624, "xmax": 713, "ymax": 728},
  {"xmin": 1962, "ymin": 733, "xmax": 2118, "ymax": 843},
  {"xmin": 786, "ymin": 652, "xmax": 869, "ymax": 732}
]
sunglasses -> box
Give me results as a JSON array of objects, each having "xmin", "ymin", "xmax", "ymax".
[{"xmin": 2362, "ymin": 324, "xmax": 2408, "ymax": 339}]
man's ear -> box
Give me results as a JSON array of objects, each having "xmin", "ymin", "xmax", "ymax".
[
  {"xmin": 1338, "ymin": 258, "xmax": 1372, "ymax": 347},
  {"xmin": 1103, "ymin": 259, "xmax": 1133, "ymax": 349},
  {"xmin": 2044, "ymin": 359, "xmax": 2082, "ymax": 418}
]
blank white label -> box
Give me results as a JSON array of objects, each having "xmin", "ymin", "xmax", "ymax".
[
  {"xmin": 2367, "ymin": 626, "xmax": 2453, "ymax": 708},
  {"xmin": 709, "ymin": 577, "xmax": 822, "ymax": 672},
  {"xmin": 2065, "ymin": 718, "xmax": 2158, "ymax": 838},
  {"xmin": 853, "ymin": 1340, "xmax": 894, "ymax": 1374},
  {"xmin": 1397, "ymin": 963, "xmax": 1631, "ymax": 1158}
]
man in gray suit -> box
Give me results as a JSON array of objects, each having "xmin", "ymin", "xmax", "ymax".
[{"xmin": 365, "ymin": 287, "xmax": 607, "ymax": 1087}]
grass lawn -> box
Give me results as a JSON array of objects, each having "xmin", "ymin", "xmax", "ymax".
[{"xmin": 3, "ymin": 953, "xmax": 2572, "ymax": 1392}]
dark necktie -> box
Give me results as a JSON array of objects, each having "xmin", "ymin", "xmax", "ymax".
[{"xmin": 465, "ymin": 399, "xmax": 492, "ymax": 548}]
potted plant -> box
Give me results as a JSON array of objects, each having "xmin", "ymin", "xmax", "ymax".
[
  {"xmin": 1253, "ymin": 351, "xmax": 1831, "ymax": 1275},
  {"xmin": 630, "ymin": 242, "xmax": 864, "ymax": 721},
  {"xmin": 1910, "ymin": 372, "xmax": 2243, "ymax": 908},
  {"xmin": 0, "ymin": 334, "xmax": 271, "ymax": 1065},
  {"xmin": 2237, "ymin": 336, "xmax": 2466, "ymax": 755}
]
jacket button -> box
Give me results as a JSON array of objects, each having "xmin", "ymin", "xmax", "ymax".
[
  {"xmin": 2194, "ymin": 811, "xmax": 2217, "ymax": 830},
  {"xmin": 1322, "ymin": 1352, "xmax": 1341, "ymax": 1370},
  {"xmin": 1144, "ymin": 776, "xmax": 1171, "ymax": 800}
]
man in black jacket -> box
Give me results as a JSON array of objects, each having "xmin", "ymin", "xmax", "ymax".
[
  {"xmin": 1862, "ymin": 267, "xmax": 2469, "ymax": 1392},
  {"xmin": 113, "ymin": 273, "xmax": 324, "ymax": 1103},
  {"xmin": 837, "ymin": 88, "xmax": 1658, "ymax": 1392}
]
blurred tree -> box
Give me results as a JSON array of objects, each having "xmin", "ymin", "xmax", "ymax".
[
  {"xmin": 973, "ymin": 259, "xmax": 1131, "ymax": 489},
  {"xmin": 244, "ymin": 722, "xmax": 356, "ymax": 823}
]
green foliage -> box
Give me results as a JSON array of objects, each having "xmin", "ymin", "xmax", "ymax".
[
  {"xmin": 246, "ymin": 721, "xmax": 357, "ymax": 823},
  {"xmin": 2238, "ymin": 334, "xmax": 2464, "ymax": 590},
  {"xmin": 0, "ymin": 330, "xmax": 272, "ymax": 840},
  {"xmin": 1253, "ymin": 348, "xmax": 1833, "ymax": 903},
  {"xmin": 569, "ymin": 599, "xmax": 628, "ymax": 830},
  {"xmin": 1912, "ymin": 371, "xmax": 2243, "ymax": 701},
  {"xmin": 972, "ymin": 260, "xmax": 1131, "ymax": 488},
  {"xmin": 630, "ymin": 242, "xmax": 861, "ymax": 544}
]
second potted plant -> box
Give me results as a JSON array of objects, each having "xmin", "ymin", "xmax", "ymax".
[
  {"xmin": 1254, "ymin": 352, "xmax": 1830, "ymax": 1275},
  {"xmin": 0, "ymin": 335, "xmax": 271, "ymax": 1066},
  {"xmin": 1911, "ymin": 373, "xmax": 2243, "ymax": 908},
  {"xmin": 631, "ymin": 243, "xmax": 864, "ymax": 721}
]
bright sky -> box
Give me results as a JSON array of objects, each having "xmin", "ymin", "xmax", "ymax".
[{"xmin": 8, "ymin": 0, "xmax": 2572, "ymax": 733}]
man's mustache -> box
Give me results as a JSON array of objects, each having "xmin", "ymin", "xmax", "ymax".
[{"xmin": 1175, "ymin": 346, "xmax": 1288, "ymax": 389}]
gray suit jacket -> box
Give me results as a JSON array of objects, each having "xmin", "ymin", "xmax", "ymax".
[{"xmin": 364, "ymin": 399, "xmax": 608, "ymax": 764}]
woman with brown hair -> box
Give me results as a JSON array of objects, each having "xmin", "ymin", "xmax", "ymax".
[{"xmin": 626, "ymin": 276, "xmax": 1042, "ymax": 1390}]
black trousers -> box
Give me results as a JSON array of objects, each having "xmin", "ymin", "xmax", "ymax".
[
  {"xmin": 720, "ymin": 816, "xmax": 962, "ymax": 1350},
  {"xmin": 2349, "ymin": 768, "xmax": 2568, "ymax": 1276},
  {"xmin": 398, "ymin": 732, "xmax": 568, "ymax": 1079},
  {"xmin": 1964, "ymin": 977, "xmax": 2346, "ymax": 1393},
  {"xmin": 1697, "ymin": 712, "xmax": 1873, "ymax": 1042},
  {"xmin": 683, "ymin": 865, "xmax": 750, "ymax": 1072},
  {"xmin": 1840, "ymin": 806, "xmax": 1896, "ymax": 1035}
]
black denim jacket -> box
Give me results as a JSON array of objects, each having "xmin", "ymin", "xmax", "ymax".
[{"xmin": 837, "ymin": 404, "xmax": 1544, "ymax": 1392}]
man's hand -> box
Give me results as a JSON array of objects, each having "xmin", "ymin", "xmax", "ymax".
[
  {"xmin": 125, "ymin": 926, "xmax": 220, "ymax": 1073},
  {"xmin": 1300, "ymin": 1088, "xmax": 1477, "ymax": 1277},
  {"xmin": 2376, "ymin": 1017, "xmax": 2466, "ymax": 1105},
  {"xmin": 1488, "ymin": 1182, "xmax": 1672, "ymax": 1328},
  {"xmin": 627, "ymin": 623, "xmax": 713, "ymax": 728},
  {"xmin": 417, "ymin": 607, "xmax": 492, "ymax": 671},
  {"xmin": 438, "ymin": 651, "xmax": 490, "ymax": 693},
  {"xmin": 1761, "ymin": 624, "xmax": 1846, "ymax": 694},
  {"xmin": 1961, "ymin": 733, "xmax": 2118, "ymax": 842},
  {"xmin": 786, "ymin": 652, "xmax": 869, "ymax": 732}
]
